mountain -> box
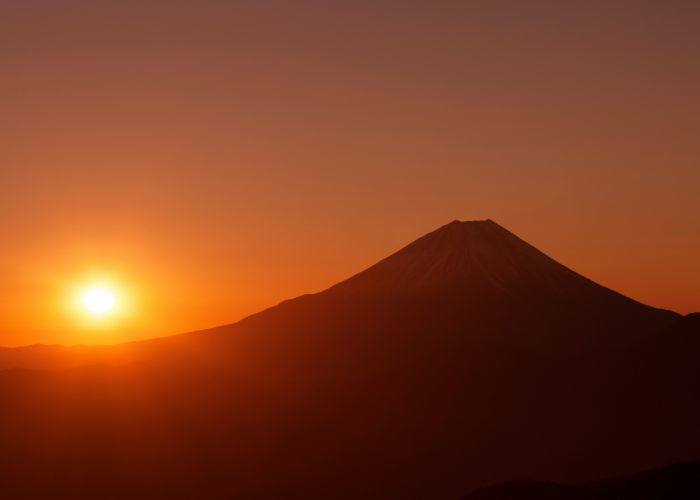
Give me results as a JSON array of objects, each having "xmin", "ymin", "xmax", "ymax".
[
  {"xmin": 331, "ymin": 219, "xmax": 618, "ymax": 294},
  {"xmin": 462, "ymin": 461, "xmax": 700, "ymax": 499},
  {"xmin": 0, "ymin": 220, "xmax": 697, "ymax": 499},
  {"xmin": 326, "ymin": 219, "xmax": 678, "ymax": 352}
]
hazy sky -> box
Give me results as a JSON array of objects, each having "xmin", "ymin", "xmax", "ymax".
[{"xmin": 1, "ymin": 0, "xmax": 699, "ymax": 345}]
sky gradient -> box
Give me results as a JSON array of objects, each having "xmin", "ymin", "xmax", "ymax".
[{"xmin": 1, "ymin": 0, "xmax": 699, "ymax": 346}]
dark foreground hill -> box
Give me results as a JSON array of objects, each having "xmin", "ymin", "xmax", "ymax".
[
  {"xmin": 462, "ymin": 461, "xmax": 700, "ymax": 499},
  {"xmin": 0, "ymin": 220, "xmax": 697, "ymax": 499}
]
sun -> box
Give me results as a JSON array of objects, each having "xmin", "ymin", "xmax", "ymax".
[
  {"xmin": 82, "ymin": 287, "xmax": 117, "ymax": 316},
  {"xmin": 67, "ymin": 278, "xmax": 133, "ymax": 333}
]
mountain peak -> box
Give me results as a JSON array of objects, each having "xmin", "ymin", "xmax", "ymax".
[
  {"xmin": 444, "ymin": 218, "xmax": 499, "ymax": 229},
  {"xmin": 448, "ymin": 218, "xmax": 496, "ymax": 224},
  {"xmin": 327, "ymin": 219, "xmax": 595, "ymax": 296}
]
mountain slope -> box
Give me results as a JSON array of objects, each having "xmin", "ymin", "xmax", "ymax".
[{"xmin": 0, "ymin": 220, "xmax": 696, "ymax": 499}]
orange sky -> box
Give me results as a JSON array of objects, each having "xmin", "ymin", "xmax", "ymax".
[{"xmin": 1, "ymin": 1, "xmax": 699, "ymax": 346}]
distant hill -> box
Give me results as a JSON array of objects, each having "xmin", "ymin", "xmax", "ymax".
[
  {"xmin": 462, "ymin": 461, "xmax": 700, "ymax": 499},
  {"xmin": 0, "ymin": 220, "xmax": 697, "ymax": 499}
]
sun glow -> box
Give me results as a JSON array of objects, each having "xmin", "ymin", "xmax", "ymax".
[
  {"xmin": 81, "ymin": 287, "xmax": 118, "ymax": 316},
  {"xmin": 63, "ymin": 275, "xmax": 140, "ymax": 341}
]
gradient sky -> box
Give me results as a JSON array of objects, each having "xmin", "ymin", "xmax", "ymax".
[{"xmin": 1, "ymin": 0, "xmax": 699, "ymax": 346}]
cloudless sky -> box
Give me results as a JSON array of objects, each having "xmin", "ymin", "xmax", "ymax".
[{"xmin": 1, "ymin": 0, "xmax": 699, "ymax": 345}]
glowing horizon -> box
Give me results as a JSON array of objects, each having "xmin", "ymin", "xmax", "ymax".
[{"xmin": 1, "ymin": 1, "xmax": 698, "ymax": 346}]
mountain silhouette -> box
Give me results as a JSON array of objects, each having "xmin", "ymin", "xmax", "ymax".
[
  {"xmin": 461, "ymin": 461, "xmax": 700, "ymax": 499},
  {"xmin": 326, "ymin": 219, "xmax": 678, "ymax": 352},
  {"xmin": 0, "ymin": 220, "xmax": 697, "ymax": 499},
  {"xmin": 331, "ymin": 219, "xmax": 614, "ymax": 294}
]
